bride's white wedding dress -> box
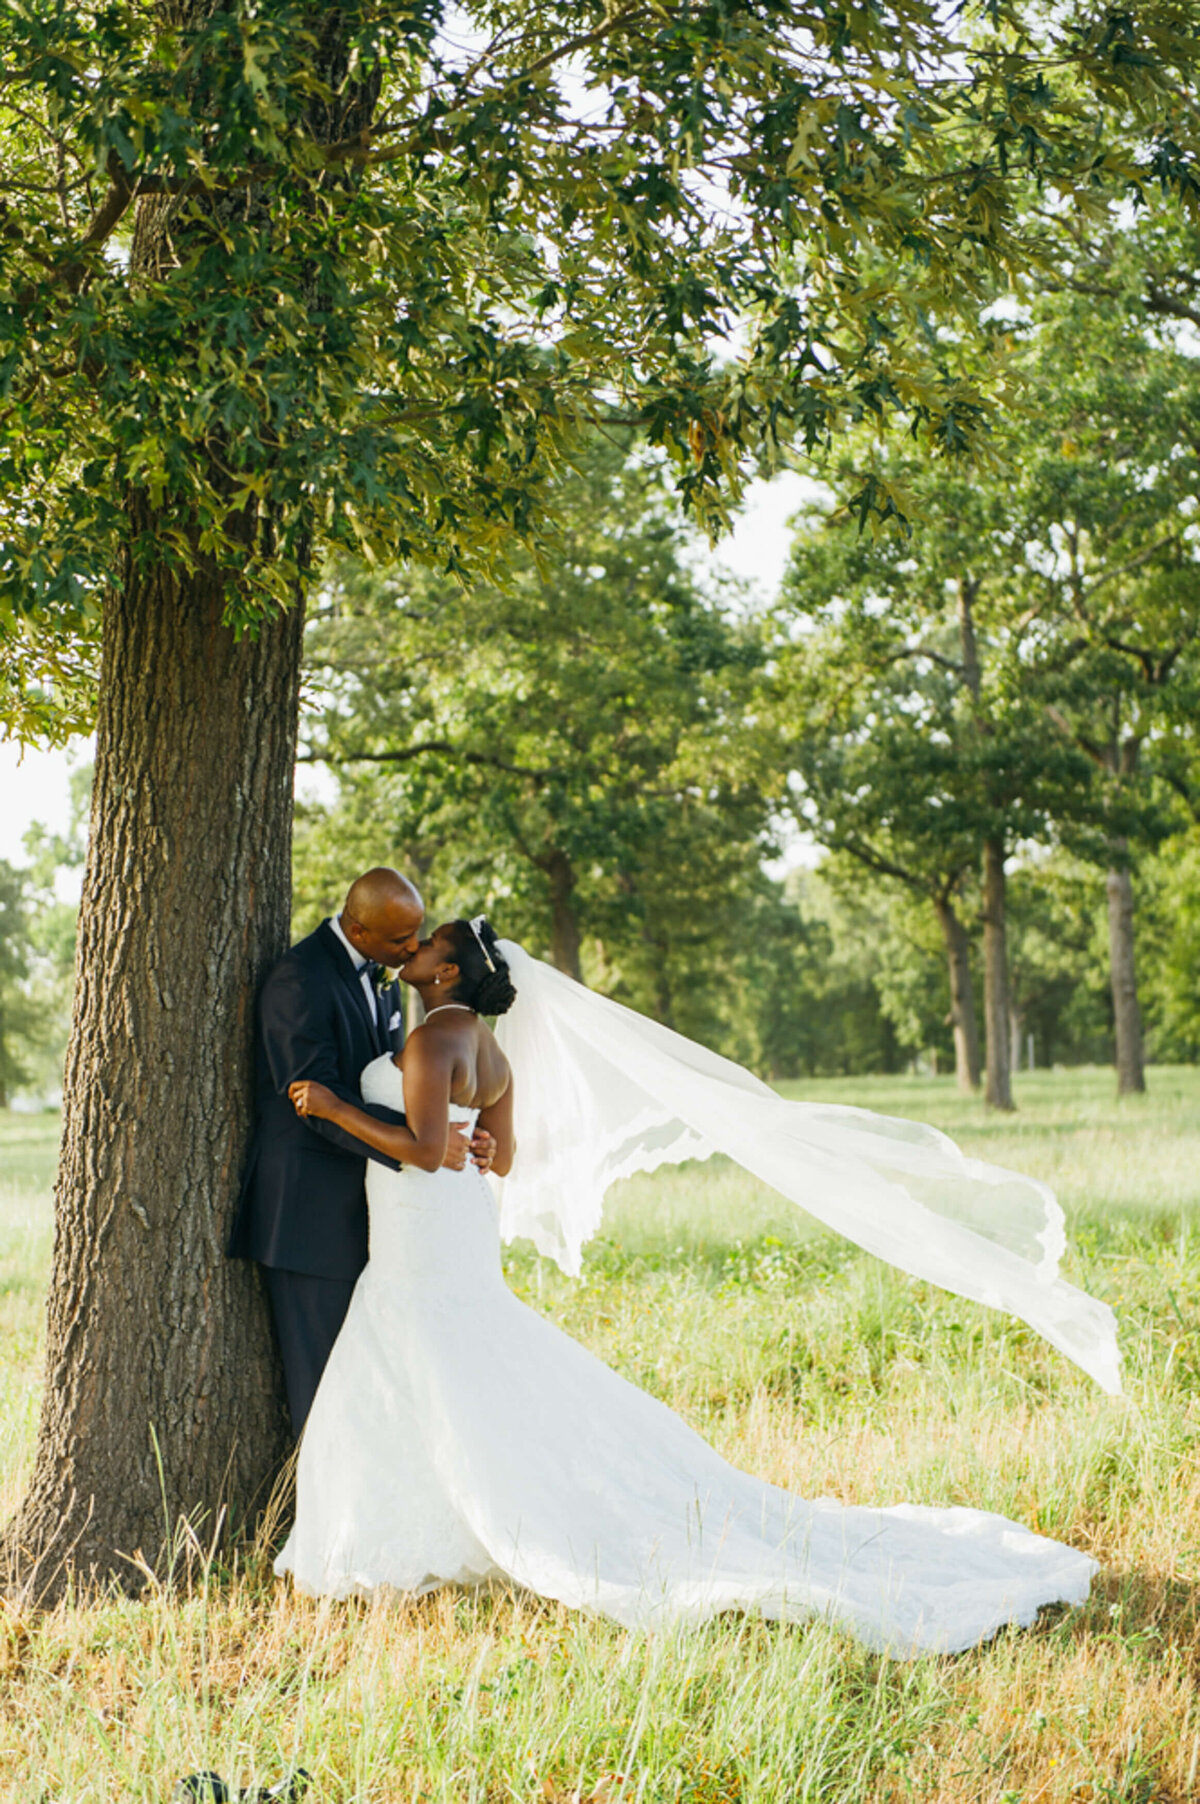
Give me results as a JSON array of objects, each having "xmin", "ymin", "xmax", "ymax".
[{"xmin": 275, "ymin": 1054, "xmax": 1097, "ymax": 1654}]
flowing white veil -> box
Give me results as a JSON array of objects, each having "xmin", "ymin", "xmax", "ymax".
[{"xmin": 493, "ymin": 940, "xmax": 1121, "ymax": 1395}]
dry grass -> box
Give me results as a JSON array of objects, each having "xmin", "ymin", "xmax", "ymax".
[{"xmin": 1, "ymin": 1067, "xmax": 1199, "ymax": 1803}]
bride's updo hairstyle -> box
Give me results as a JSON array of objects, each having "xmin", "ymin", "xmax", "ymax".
[{"xmin": 444, "ymin": 917, "xmax": 518, "ymax": 1017}]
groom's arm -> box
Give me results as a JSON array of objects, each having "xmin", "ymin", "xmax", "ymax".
[{"xmin": 261, "ymin": 966, "xmax": 408, "ymax": 1170}]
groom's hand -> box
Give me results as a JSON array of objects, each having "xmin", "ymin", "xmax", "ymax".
[
  {"xmin": 442, "ymin": 1125, "xmax": 471, "ymax": 1171},
  {"xmin": 470, "ymin": 1129, "xmax": 497, "ymax": 1176}
]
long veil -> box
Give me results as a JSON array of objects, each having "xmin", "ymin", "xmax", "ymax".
[{"xmin": 493, "ymin": 940, "xmax": 1121, "ymax": 1395}]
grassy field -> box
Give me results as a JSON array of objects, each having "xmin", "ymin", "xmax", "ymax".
[{"xmin": 2, "ymin": 1069, "xmax": 1200, "ymax": 1803}]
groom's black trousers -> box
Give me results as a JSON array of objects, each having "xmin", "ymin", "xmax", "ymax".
[{"xmin": 264, "ymin": 1266, "xmax": 359, "ymax": 1435}]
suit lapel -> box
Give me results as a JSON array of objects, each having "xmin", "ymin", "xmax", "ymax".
[{"xmin": 317, "ymin": 920, "xmax": 384, "ymax": 1053}]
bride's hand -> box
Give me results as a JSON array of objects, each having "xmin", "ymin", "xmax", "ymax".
[
  {"xmin": 441, "ymin": 1125, "xmax": 470, "ymax": 1171},
  {"xmin": 470, "ymin": 1129, "xmax": 497, "ymax": 1176},
  {"xmin": 289, "ymin": 1080, "xmax": 337, "ymax": 1120}
]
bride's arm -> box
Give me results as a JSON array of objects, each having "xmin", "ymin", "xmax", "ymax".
[
  {"xmin": 476, "ymin": 1079, "xmax": 515, "ymax": 1177},
  {"xmin": 289, "ymin": 1036, "xmax": 456, "ymax": 1173}
]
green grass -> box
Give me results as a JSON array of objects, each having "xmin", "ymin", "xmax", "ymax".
[{"xmin": 2, "ymin": 1073, "xmax": 1200, "ymax": 1803}]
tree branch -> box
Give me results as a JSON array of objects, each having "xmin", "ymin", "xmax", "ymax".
[
  {"xmin": 520, "ymin": 4, "xmax": 656, "ymax": 79},
  {"xmin": 1045, "ymin": 703, "xmax": 1107, "ymax": 768},
  {"xmin": 812, "ymin": 827, "xmax": 929, "ymax": 894},
  {"xmin": 1100, "ymin": 633, "xmax": 1165, "ymax": 683},
  {"xmin": 15, "ymin": 168, "xmax": 135, "ymax": 306},
  {"xmin": 298, "ymin": 741, "xmax": 553, "ymax": 782},
  {"xmin": 878, "ymin": 643, "xmax": 966, "ymax": 679},
  {"xmin": 1144, "ymin": 283, "xmax": 1200, "ymax": 331},
  {"xmin": 1158, "ymin": 765, "xmax": 1200, "ymax": 823},
  {"xmin": 1082, "ymin": 532, "xmax": 1179, "ymax": 606}
]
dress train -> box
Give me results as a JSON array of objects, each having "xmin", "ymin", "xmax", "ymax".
[{"xmin": 275, "ymin": 1059, "xmax": 1096, "ymax": 1655}]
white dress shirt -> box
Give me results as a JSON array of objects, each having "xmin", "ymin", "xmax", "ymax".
[{"xmin": 329, "ymin": 913, "xmax": 380, "ymax": 1031}]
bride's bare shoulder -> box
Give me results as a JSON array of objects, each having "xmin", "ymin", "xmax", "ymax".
[{"xmin": 398, "ymin": 1019, "xmax": 464, "ymax": 1066}]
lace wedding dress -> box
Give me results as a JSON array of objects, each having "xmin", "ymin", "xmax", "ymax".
[{"xmin": 275, "ymin": 1055, "xmax": 1097, "ymax": 1654}]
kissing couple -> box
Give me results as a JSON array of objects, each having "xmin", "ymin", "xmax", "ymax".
[{"xmin": 230, "ymin": 867, "xmax": 1119, "ymax": 1655}]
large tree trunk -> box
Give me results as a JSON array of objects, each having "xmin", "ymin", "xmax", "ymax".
[
  {"xmin": 6, "ymin": 547, "xmax": 303, "ymax": 1599},
  {"xmin": 542, "ymin": 849, "xmax": 583, "ymax": 981},
  {"xmin": 1106, "ymin": 849, "xmax": 1146, "ymax": 1096},
  {"xmin": 933, "ymin": 895, "xmax": 980, "ymax": 1093},
  {"xmin": 5, "ymin": 2, "xmax": 380, "ymax": 1599},
  {"xmin": 981, "ymin": 838, "xmax": 1015, "ymax": 1111}
]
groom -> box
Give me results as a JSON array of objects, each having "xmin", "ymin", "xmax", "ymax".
[{"xmin": 229, "ymin": 867, "xmax": 490, "ymax": 1432}]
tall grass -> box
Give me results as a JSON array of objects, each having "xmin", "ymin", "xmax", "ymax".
[{"xmin": 1, "ymin": 1069, "xmax": 1199, "ymax": 1802}]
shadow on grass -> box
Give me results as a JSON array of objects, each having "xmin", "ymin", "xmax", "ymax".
[{"xmin": 1054, "ymin": 1564, "xmax": 1200, "ymax": 1675}]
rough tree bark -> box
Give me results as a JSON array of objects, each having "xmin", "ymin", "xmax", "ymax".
[
  {"xmin": 1106, "ymin": 848, "xmax": 1146, "ymax": 1095},
  {"xmin": 7, "ymin": 535, "xmax": 303, "ymax": 1596},
  {"xmin": 933, "ymin": 895, "xmax": 981, "ymax": 1093},
  {"xmin": 5, "ymin": 2, "xmax": 380, "ymax": 1597},
  {"xmin": 981, "ymin": 838, "xmax": 1015, "ymax": 1111}
]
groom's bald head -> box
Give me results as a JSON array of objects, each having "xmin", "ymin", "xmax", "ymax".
[{"xmin": 340, "ymin": 867, "xmax": 424, "ymax": 966}]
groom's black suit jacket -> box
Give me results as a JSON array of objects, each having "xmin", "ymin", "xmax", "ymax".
[{"xmin": 228, "ymin": 920, "xmax": 407, "ymax": 1281}]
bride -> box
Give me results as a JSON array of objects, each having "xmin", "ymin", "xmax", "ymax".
[{"xmin": 278, "ymin": 917, "xmax": 1118, "ymax": 1655}]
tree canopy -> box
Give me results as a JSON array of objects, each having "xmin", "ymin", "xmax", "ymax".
[{"xmin": 4, "ymin": 0, "xmax": 1200, "ymax": 741}]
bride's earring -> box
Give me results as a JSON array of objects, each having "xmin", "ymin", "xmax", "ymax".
[{"xmin": 433, "ymin": 976, "xmax": 440, "ymax": 985}]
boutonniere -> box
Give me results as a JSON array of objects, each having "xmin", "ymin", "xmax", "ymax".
[{"xmin": 372, "ymin": 963, "xmax": 394, "ymax": 996}]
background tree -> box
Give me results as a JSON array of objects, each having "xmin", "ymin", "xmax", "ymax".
[
  {"xmin": 804, "ymin": 862, "xmax": 959, "ymax": 1074},
  {"xmin": 779, "ymin": 653, "xmax": 985, "ymax": 1094},
  {"xmin": 777, "ymin": 208, "xmax": 1199, "ymax": 1099},
  {"xmin": 0, "ymin": 771, "xmax": 87, "ymax": 1109},
  {"xmin": 295, "ymin": 433, "xmax": 779, "ymax": 1043},
  {"xmin": 1004, "ymin": 859, "xmax": 1113, "ymax": 1069},
  {"xmin": 1135, "ymin": 831, "xmax": 1200, "ymax": 1061},
  {"xmin": 0, "ymin": 862, "xmax": 40, "ymax": 1111},
  {"xmin": 1005, "ymin": 275, "xmax": 1200, "ymax": 1094},
  {"xmin": 1, "ymin": 0, "xmax": 1198, "ymax": 1587},
  {"xmin": 13, "ymin": 771, "xmax": 90, "ymax": 1101},
  {"xmin": 720, "ymin": 873, "xmax": 910, "ymax": 1080},
  {"xmin": 777, "ymin": 450, "xmax": 1105, "ymax": 1106}
]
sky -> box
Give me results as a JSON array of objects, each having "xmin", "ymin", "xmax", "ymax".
[{"xmin": 0, "ymin": 471, "xmax": 817, "ymax": 868}]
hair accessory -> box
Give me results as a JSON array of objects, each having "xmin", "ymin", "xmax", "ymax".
[{"xmin": 467, "ymin": 914, "xmax": 496, "ymax": 973}]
